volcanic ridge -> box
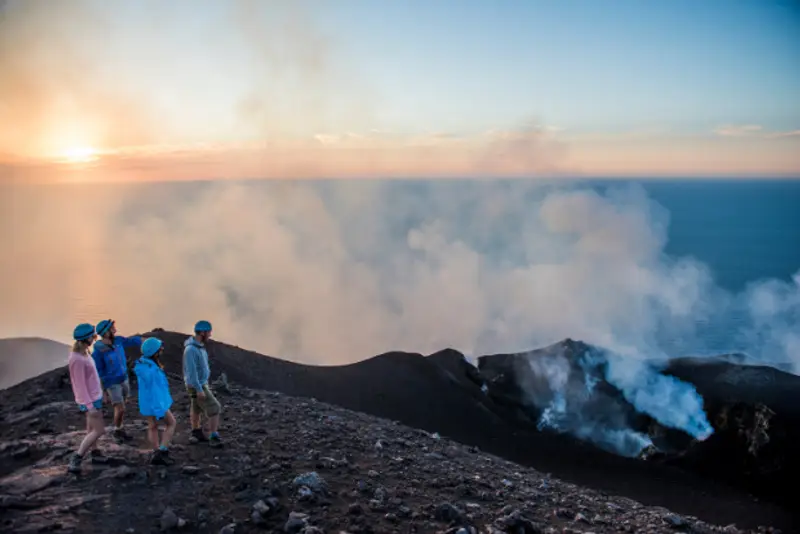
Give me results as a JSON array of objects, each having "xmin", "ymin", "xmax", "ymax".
[{"xmin": 0, "ymin": 331, "xmax": 796, "ymax": 533}]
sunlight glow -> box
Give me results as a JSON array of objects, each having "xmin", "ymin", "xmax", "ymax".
[{"xmin": 59, "ymin": 146, "xmax": 100, "ymax": 164}]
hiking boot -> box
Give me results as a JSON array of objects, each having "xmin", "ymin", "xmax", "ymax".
[
  {"xmin": 113, "ymin": 428, "xmax": 133, "ymax": 443},
  {"xmin": 90, "ymin": 449, "xmax": 108, "ymax": 464},
  {"xmin": 208, "ymin": 434, "xmax": 223, "ymax": 448},
  {"xmin": 67, "ymin": 453, "xmax": 83, "ymax": 474},
  {"xmin": 189, "ymin": 428, "xmax": 208, "ymax": 443},
  {"xmin": 150, "ymin": 449, "xmax": 174, "ymax": 466}
]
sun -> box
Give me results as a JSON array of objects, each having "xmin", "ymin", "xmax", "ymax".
[{"xmin": 59, "ymin": 146, "xmax": 99, "ymax": 164}]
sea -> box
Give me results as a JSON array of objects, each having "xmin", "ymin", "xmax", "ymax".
[{"xmin": 1, "ymin": 177, "xmax": 799, "ymax": 366}]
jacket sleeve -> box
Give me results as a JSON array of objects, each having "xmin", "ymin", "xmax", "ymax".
[
  {"xmin": 135, "ymin": 366, "xmax": 153, "ymax": 416},
  {"xmin": 184, "ymin": 346, "xmax": 203, "ymax": 390},
  {"xmin": 69, "ymin": 358, "xmax": 93, "ymax": 404},
  {"xmin": 118, "ymin": 335, "xmax": 143, "ymax": 349}
]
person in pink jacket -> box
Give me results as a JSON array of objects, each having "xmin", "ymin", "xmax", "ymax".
[{"xmin": 67, "ymin": 323, "xmax": 107, "ymax": 474}]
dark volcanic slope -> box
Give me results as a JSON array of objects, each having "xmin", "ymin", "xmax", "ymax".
[
  {"xmin": 662, "ymin": 357, "xmax": 800, "ymax": 502},
  {"xmin": 115, "ymin": 330, "xmax": 794, "ymax": 530},
  {"xmin": 476, "ymin": 340, "xmax": 800, "ymax": 509},
  {"xmin": 1, "ymin": 369, "xmax": 781, "ymax": 534},
  {"xmin": 0, "ymin": 337, "xmax": 69, "ymax": 390}
]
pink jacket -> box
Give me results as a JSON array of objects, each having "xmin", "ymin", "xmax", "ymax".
[{"xmin": 68, "ymin": 351, "xmax": 103, "ymax": 406}]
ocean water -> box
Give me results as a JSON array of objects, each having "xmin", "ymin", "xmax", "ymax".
[
  {"xmin": 634, "ymin": 179, "xmax": 800, "ymax": 293},
  {"xmin": 1, "ymin": 177, "xmax": 798, "ymax": 366}
]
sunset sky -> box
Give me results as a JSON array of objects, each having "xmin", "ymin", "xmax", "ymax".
[{"xmin": 1, "ymin": 0, "xmax": 798, "ymax": 182}]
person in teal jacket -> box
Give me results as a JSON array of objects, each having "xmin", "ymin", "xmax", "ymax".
[{"xmin": 134, "ymin": 337, "xmax": 177, "ymax": 466}]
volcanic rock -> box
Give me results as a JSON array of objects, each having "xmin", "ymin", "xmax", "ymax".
[{"xmin": 0, "ymin": 332, "xmax": 797, "ymax": 532}]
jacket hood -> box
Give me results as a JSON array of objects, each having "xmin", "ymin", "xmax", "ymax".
[
  {"xmin": 184, "ymin": 336, "xmax": 204, "ymax": 348},
  {"xmin": 134, "ymin": 357, "xmax": 158, "ymax": 370},
  {"xmin": 93, "ymin": 340, "xmax": 114, "ymax": 353}
]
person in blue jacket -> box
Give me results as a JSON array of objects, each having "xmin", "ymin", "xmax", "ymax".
[
  {"xmin": 183, "ymin": 320, "xmax": 223, "ymax": 447},
  {"xmin": 91, "ymin": 319, "xmax": 143, "ymax": 442},
  {"xmin": 134, "ymin": 337, "xmax": 177, "ymax": 466}
]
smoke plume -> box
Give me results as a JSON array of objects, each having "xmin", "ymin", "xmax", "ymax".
[
  {"xmin": 1, "ymin": 179, "xmax": 797, "ymax": 367},
  {"xmin": 1, "ymin": 179, "xmax": 798, "ymax": 456}
]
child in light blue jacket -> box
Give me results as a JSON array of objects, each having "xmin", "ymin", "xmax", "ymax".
[{"xmin": 134, "ymin": 337, "xmax": 176, "ymax": 465}]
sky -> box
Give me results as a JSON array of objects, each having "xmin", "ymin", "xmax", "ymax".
[{"xmin": 0, "ymin": 0, "xmax": 798, "ymax": 182}]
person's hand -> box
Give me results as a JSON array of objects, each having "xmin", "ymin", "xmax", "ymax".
[{"xmin": 196, "ymin": 390, "xmax": 206, "ymax": 401}]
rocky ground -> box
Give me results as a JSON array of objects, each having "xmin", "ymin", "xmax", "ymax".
[{"xmin": 0, "ymin": 369, "xmax": 790, "ymax": 534}]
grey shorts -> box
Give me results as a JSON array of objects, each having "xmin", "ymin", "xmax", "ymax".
[{"xmin": 106, "ymin": 378, "xmax": 130, "ymax": 404}]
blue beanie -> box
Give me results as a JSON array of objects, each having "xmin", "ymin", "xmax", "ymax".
[
  {"xmin": 96, "ymin": 319, "xmax": 115, "ymax": 337},
  {"xmin": 73, "ymin": 323, "xmax": 96, "ymax": 342},
  {"xmin": 194, "ymin": 320, "xmax": 212, "ymax": 333},
  {"xmin": 141, "ymin": 337, "xmax": 163, "ymax": 358}
]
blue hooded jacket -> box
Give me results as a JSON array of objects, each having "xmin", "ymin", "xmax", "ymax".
[
  {"xmin": 183, "ymin": 336, "xmax": 210, "ymax": 391},
  {"xmin": 133, "ymin": 357, "xmax": 173, "ymax": 419},
  {"xmin": 91, "ymin": 336, "xmax": 143, "ymax": 388}
]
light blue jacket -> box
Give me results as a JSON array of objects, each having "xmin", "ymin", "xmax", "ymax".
[
  {"xmin": 183, "ymin": 336, "xmax": 210, "ymax": 391},
  {"xmin": 133, "ymin": 357, "xmax": 173, "ymax": 419}
]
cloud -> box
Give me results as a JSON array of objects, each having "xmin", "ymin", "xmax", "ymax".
[
  {"xmin": 765, "ymin": 130, "xmax": 800, "ymax": 139},
  {"xmin": 713, "ymin": 125, "xmax": 800, "ymax": 139},
  {"xmin": 713, "ymin": 124, "xmax": 764, "ymax": 137},
  {"xmin": 0, "ymin": 119, "xmax": 570, "ymax": 183}
]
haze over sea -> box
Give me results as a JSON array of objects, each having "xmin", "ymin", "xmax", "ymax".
[{"xmin": 2, "ymin": 177, "xmax": 798, "ymax": 371}]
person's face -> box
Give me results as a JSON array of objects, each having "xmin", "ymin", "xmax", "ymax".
[
  {"xmin": 200, "ymin": 330, "xmax": 212, "ymax": 343},
  {"xmin": 103, "ymin": 322, "xmax": 117, "ymax": 342}
]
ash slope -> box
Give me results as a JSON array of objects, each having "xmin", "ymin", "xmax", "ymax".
[
  {"xmin": 0, "ymin": 332, "xmax": 796, "ymax": 530},
  {"xmin": 0, "ymin": 365, "xmax": 790, "ymax": 534},
  {"xmin": 0, "ymin": 337, "xmax": 69, "ymax": 390}
]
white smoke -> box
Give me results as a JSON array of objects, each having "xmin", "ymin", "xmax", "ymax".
[
  {"xmin": 1, "ymin": 179, "xmax": 797, "ymax": 369},
  {"xmin": 0, "ymin": 178, "xmax": 798, "ymax": 456}
]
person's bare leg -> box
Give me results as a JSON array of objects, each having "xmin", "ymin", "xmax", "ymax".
[
  {"xmin": 190, "ymin": 405, "xmax": 201, "ymax": 430},
  {"xmin": 86, "ymin": 416, "xmax": 99, "ymax": 451},
  {"xmin": 113, "ymin": 403, "xmax": 125, "ymax": 428},
  {"xmin": 161, "ymin": 411, "xmax": 176, "ymax": 448},
  {"xmin": 77, "ymin": 411, "xmax": 105, "ymax": 456},
  {"xmin": 208, "ymin": 414, "xmax": 219, "ymax": 434},
  {"xmin": 146, "ymin": 417, "xmax": 159, "ymax": 449}
]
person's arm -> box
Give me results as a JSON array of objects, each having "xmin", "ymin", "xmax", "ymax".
[
  {"xmin": 118, "ymin": 335, "xmax": 143, "ymax": 349},
  {"xmin": 69, "ymin": 358, "xmax": 93, "ymax": 405},
  {"xmin": 91, "ymin": 347, "xmax": 107, "ymax": 386}
]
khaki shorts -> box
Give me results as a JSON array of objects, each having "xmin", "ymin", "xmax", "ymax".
[
  {"xmin": 186, "ymin": 384, "xmax": 221, "ymax": 417},
  {"xmin": 106, "ymin": 379, "xmax": 130, "ymax": 405}
]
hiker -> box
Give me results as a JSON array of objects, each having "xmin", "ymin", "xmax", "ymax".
[
  {"xmin": 134, "ymin": 337, "xmax": 177, "ymax": 465},
  {"xmin": 67, "ymin": 323, "xmax": 106, "ymax": 474},
  {"xmin": 91, "ymin": 319, "xmax": 142, "ymax": 442},
  {"xmin": 183, "ymin": 320, "xmax": 223, "ymax": 447}
]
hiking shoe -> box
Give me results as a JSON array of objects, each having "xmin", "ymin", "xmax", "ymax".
[
  {"xmin": 67, "ymin": 453, "xmax": 83, "ymax": 474},
  {"xmin": 208, "ymin": 435, "xmax": 223, "ymax": 448},
  {"xmin": 190, "ymin": 429, "xmax": 208, "ymax": 443},
  {"xmin": 89, "ymin": 449, "xmax": 108, "ymax": 464},
  {"xmin": 112, "ymin": 428, "xmax": 135, "ymax": 444},
  {"xmin": 150, "ymin": 449, "xmax": 174, "ymax": 466}
]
